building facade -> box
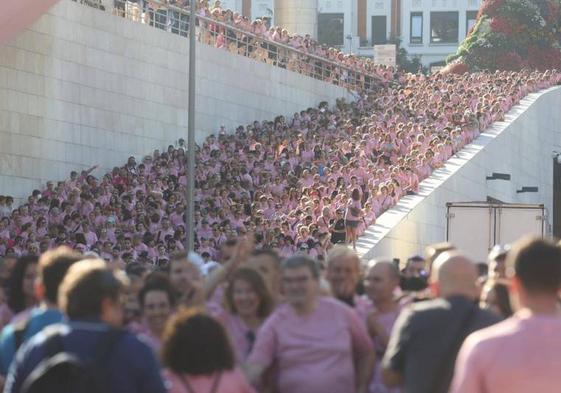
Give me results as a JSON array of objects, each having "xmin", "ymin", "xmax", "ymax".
[
  {"xmin": 231, "ymin": 0, "xmax": 481, "ymax": 70},
  {"xmin": 401, "ymin": 0, "xmax": 480, "ymax": 70}
]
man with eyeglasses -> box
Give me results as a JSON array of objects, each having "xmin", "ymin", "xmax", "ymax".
[{"xmin": 246, "ymin": 255, "xmax": 374, "ymax": 393}]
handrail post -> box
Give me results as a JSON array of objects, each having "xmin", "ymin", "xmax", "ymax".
[{"xmin": 186, "ymin": 0, "xmax": 196, "ymax": 252}]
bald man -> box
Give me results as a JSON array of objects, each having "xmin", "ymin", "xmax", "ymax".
[
  {"xmin": 381, "ymin": 252, "xmax": 500, "ymax": 393},
  {"xmin": 364, "ymin": 260, "xmax": 402, "ymax": 393}
]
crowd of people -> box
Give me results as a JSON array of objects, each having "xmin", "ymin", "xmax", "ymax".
[
  {"xmin": 193, "ymin": 0, "xmax": 394, "ymax": 86},
  {"xmin": 0, "ymin": 235, "xmax": 559, "ymax": 393},
  {"xmin": 2, "ymin": 3, "xmax": 561, "ymax": 391},
  {"xmin": 0, "ymin": 69, "xmax": 559, "ymax": 263},
  {"xmin": 0, "ymin": 199, "xmax": 13, "ymax": 222},
  {"xmin": 96, "ymin": 0, "xmax": 397, "ymax": 89}
]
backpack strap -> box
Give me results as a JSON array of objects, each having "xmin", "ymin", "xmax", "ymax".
[
  {"xmin": 179, "ymin": 371, "xmax": 222, "ymax": 393},
  {"xmin": 13, "ymin": 317, "xmax": 31, "ymax": 351},
  {"xmin": 39, "ymin": 328, "xmax": 66, "ymax": 359},
  {"xmin": 209, "ymin": 371, "xmax": 222, "ymax": 393}
]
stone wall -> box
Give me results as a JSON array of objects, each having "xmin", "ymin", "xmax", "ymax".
[
  {"xmin": 357, "ymin": 86, "xmax": 561, "ymax": 262},
  {"xmin": 0, "ymin": 0, "xmax": 351, "ymax": 203}
]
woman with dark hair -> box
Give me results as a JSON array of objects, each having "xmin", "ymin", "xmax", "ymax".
[
  {"xmin": 7, "ymin": 255, "xmax": 38, "ymax": 322},
  {"xmin": 138, "ymin": 272, "xmax": 177, "ymax": 353},
  {"xmin": 211, "ymin": 268, "xmax": 274, "ymax": 362},
  {"xmin": 480, "ymin": 279, "xmax": 513, "ymax": 319},
  {"xmin": 345, "ymin": 188, "xmax": 363, "ymax": 250},
  {"xmin": 162, "ymin": 310, "xmax": 255, "ymax": 393}
]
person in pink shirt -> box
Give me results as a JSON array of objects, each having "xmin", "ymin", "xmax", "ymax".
[
  {"xmin": 99, "ymin": 241, "xmax": 114, "ymax": 262},
  {"xmin": 133, "ymin": 234, "xmax": 148, "ymax": 253},
  {"xmin": 17, "ymin": 206, "xmax": 32, "ymax": 226},
  {"xmin": 325, "ymin": 246, "xmax": 371, "ymax": 317},
  {"xmin": 80, "ymin": 221, "xmax": 98, "ymax": 247},
  {"xmin": 450, "ymin": 237, "xmax": 561, "ymax": 393},
  {"xmin": 0, "ymin": 220, "xmax": 10, "ymax": 242},
  {"xmin": 34, "ymin": 217, "xmax": 48, "ymax": 238},
  {"xmin": 156, "ymin": 218, "xmax": 175, "ymax": 243},
  {"xmin": 170, "ymin": 205, "xmax": 185, "ymax": 229},
  {"xmin": 138, "ymin": 273, "xmax": 176, "ymax": 355},
  {"xmin": 247, "ymin": 255, "xmax": 374, "ymax": 393},
  {"xmin": 212, "ymin": 268, "xmax": 274, "ymax": 363},
  {"xmin": 162, "ymin": 310, "xmax": 255, "ymax": 393},
  {"xmin": 378, "ymin": 186, "xmax": 393, "ymax": 213},
  {"xmin": 363, "ymin": 260, "xmax": 402, "ymax": 393},
  {"xmin": 317, "ymin": 207, "xmax": 331, "ymax": 232}
]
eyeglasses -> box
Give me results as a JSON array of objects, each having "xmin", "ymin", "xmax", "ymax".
[{"xmin": 282, "ymin": 276, "xmax": 311, "ymax": 284}]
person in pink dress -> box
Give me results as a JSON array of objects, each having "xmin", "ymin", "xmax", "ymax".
[
  {"xmin": 450, "ymin": 237, "xmax": 561, "ymax": 393},
  {"xmin": 345, "ymin": 188, "xmax": 363, "ymax": 251},
  {"xmin": 247, "ymin": 255, "xmax": 375, "ymax": 393},
  {"xmin": 162, "ymin": 310, "xmax": 255, "ymax": 393}
]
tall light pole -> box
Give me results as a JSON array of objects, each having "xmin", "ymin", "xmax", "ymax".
[{"xmin": 186, "ymin": 0, "xmax": 196, "ymax": 252}]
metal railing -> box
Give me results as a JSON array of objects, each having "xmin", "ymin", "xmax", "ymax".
[{"xmin": 74, "ymin": 0, "xmax": 386, "ymax": 91}]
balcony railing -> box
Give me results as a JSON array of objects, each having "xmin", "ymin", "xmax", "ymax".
[{"xmin": 73, "ymin": 0, "xmax": 387, "ymax": 92}]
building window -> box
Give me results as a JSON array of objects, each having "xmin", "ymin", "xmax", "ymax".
[
  {"xmin": 318, "ymin": 13, "xmax": 345, "ymax": 47},
  {"xmin": 371, "ymin": 15, "xmax": 387, "ymax": 45},
  {"xmin": 410, "ymin": 12, "xmax": 423, "ymax": 44},
  {"xmin": 466, "ymin": 11, "xmax": 478, "ymax": 36},
  {"xmin": 430, "ymin": 11, "xmax": 459, "ymax": 44}
]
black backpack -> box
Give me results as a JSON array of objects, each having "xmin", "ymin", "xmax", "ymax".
[{"xmin": 21, "ymin": 328, "xmax": 123, "ymax": 393}]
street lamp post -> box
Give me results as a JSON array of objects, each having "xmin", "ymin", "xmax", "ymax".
[{"xmin": 186, "ymin": 0, "xmax": 196, "ymax": 251}]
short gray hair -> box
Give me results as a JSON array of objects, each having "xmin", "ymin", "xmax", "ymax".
[
  {"xmin": 326, "ymin": 245, "xmax": 360, "ymax": 270},
  {"xmin": 282, "ymin": 255, "xmax": 320, "ymax": 279},
  {"xmin": 367, "ymin": 259, "xmax": 400, "ymax": 281}
]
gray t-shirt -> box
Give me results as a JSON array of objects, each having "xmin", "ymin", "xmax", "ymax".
[{"xmin": 382, "ymin": 295, "xmax": 500, "ymax": 393}]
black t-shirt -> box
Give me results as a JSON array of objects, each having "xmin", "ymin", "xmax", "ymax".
[
  {"xmin": 330, "ymin": 218, "xmax": 346, "ymax": 243},
  {"xmin": 382, "ymin": 296, "xmax": 500, "ymax": 393}
]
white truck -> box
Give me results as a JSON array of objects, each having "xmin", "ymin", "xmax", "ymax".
[{"xmin": 445, "ymin": 202, "xmax": 547, "ymax": 263}]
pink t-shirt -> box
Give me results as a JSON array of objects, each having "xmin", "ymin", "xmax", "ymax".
[
  {"xmin": 163, "ymin": 369, "xmax": 255, "ymax": 393},
  {"xmin": 212, "ymin": 306, "xmax": 260, "ymax": 363},
  {"xmin": 248, "ymin": 297, "xmax": 372, "ymax": 393},
  {"xmin": 369, "ymin": 308, "xmax": 402, "ymax": 393},
  {"xmin": 450, "ymin": 310, "xmax": 561, "ymax": 393}
]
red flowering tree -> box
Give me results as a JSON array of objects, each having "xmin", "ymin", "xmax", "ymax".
[{"xmin": 444, "ymin": 0, "xmax": 561, "ymax": 73}]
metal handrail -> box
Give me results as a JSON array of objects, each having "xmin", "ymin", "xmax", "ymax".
[
  {"xmin": 166, "ymin": 1, "xmax": 383, "ymax": 81},
  {"xmin": 75, "ymin": 0, "xmax": 386, "ymax": 91}
]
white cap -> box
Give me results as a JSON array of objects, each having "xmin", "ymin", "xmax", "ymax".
[{"xmin": 187, "ymin": 251, "xmax": 205, "ymax": 269}]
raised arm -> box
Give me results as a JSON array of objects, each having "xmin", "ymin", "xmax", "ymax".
[{"xmin": 204, "ymin": 234, "xmax": 254, "ymax": 299}]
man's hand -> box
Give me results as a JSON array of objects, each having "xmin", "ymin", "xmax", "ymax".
[
  {"xmin": 204, "ymin": 233, "xmax": 255, "ymax": 300},
  {"xmin": 183, "ymin": 276, "xmax": 206, "ymax": 308},
  {"xmin": 228, "ymin": 233, "xmax": 255, "ymax": 272}
]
